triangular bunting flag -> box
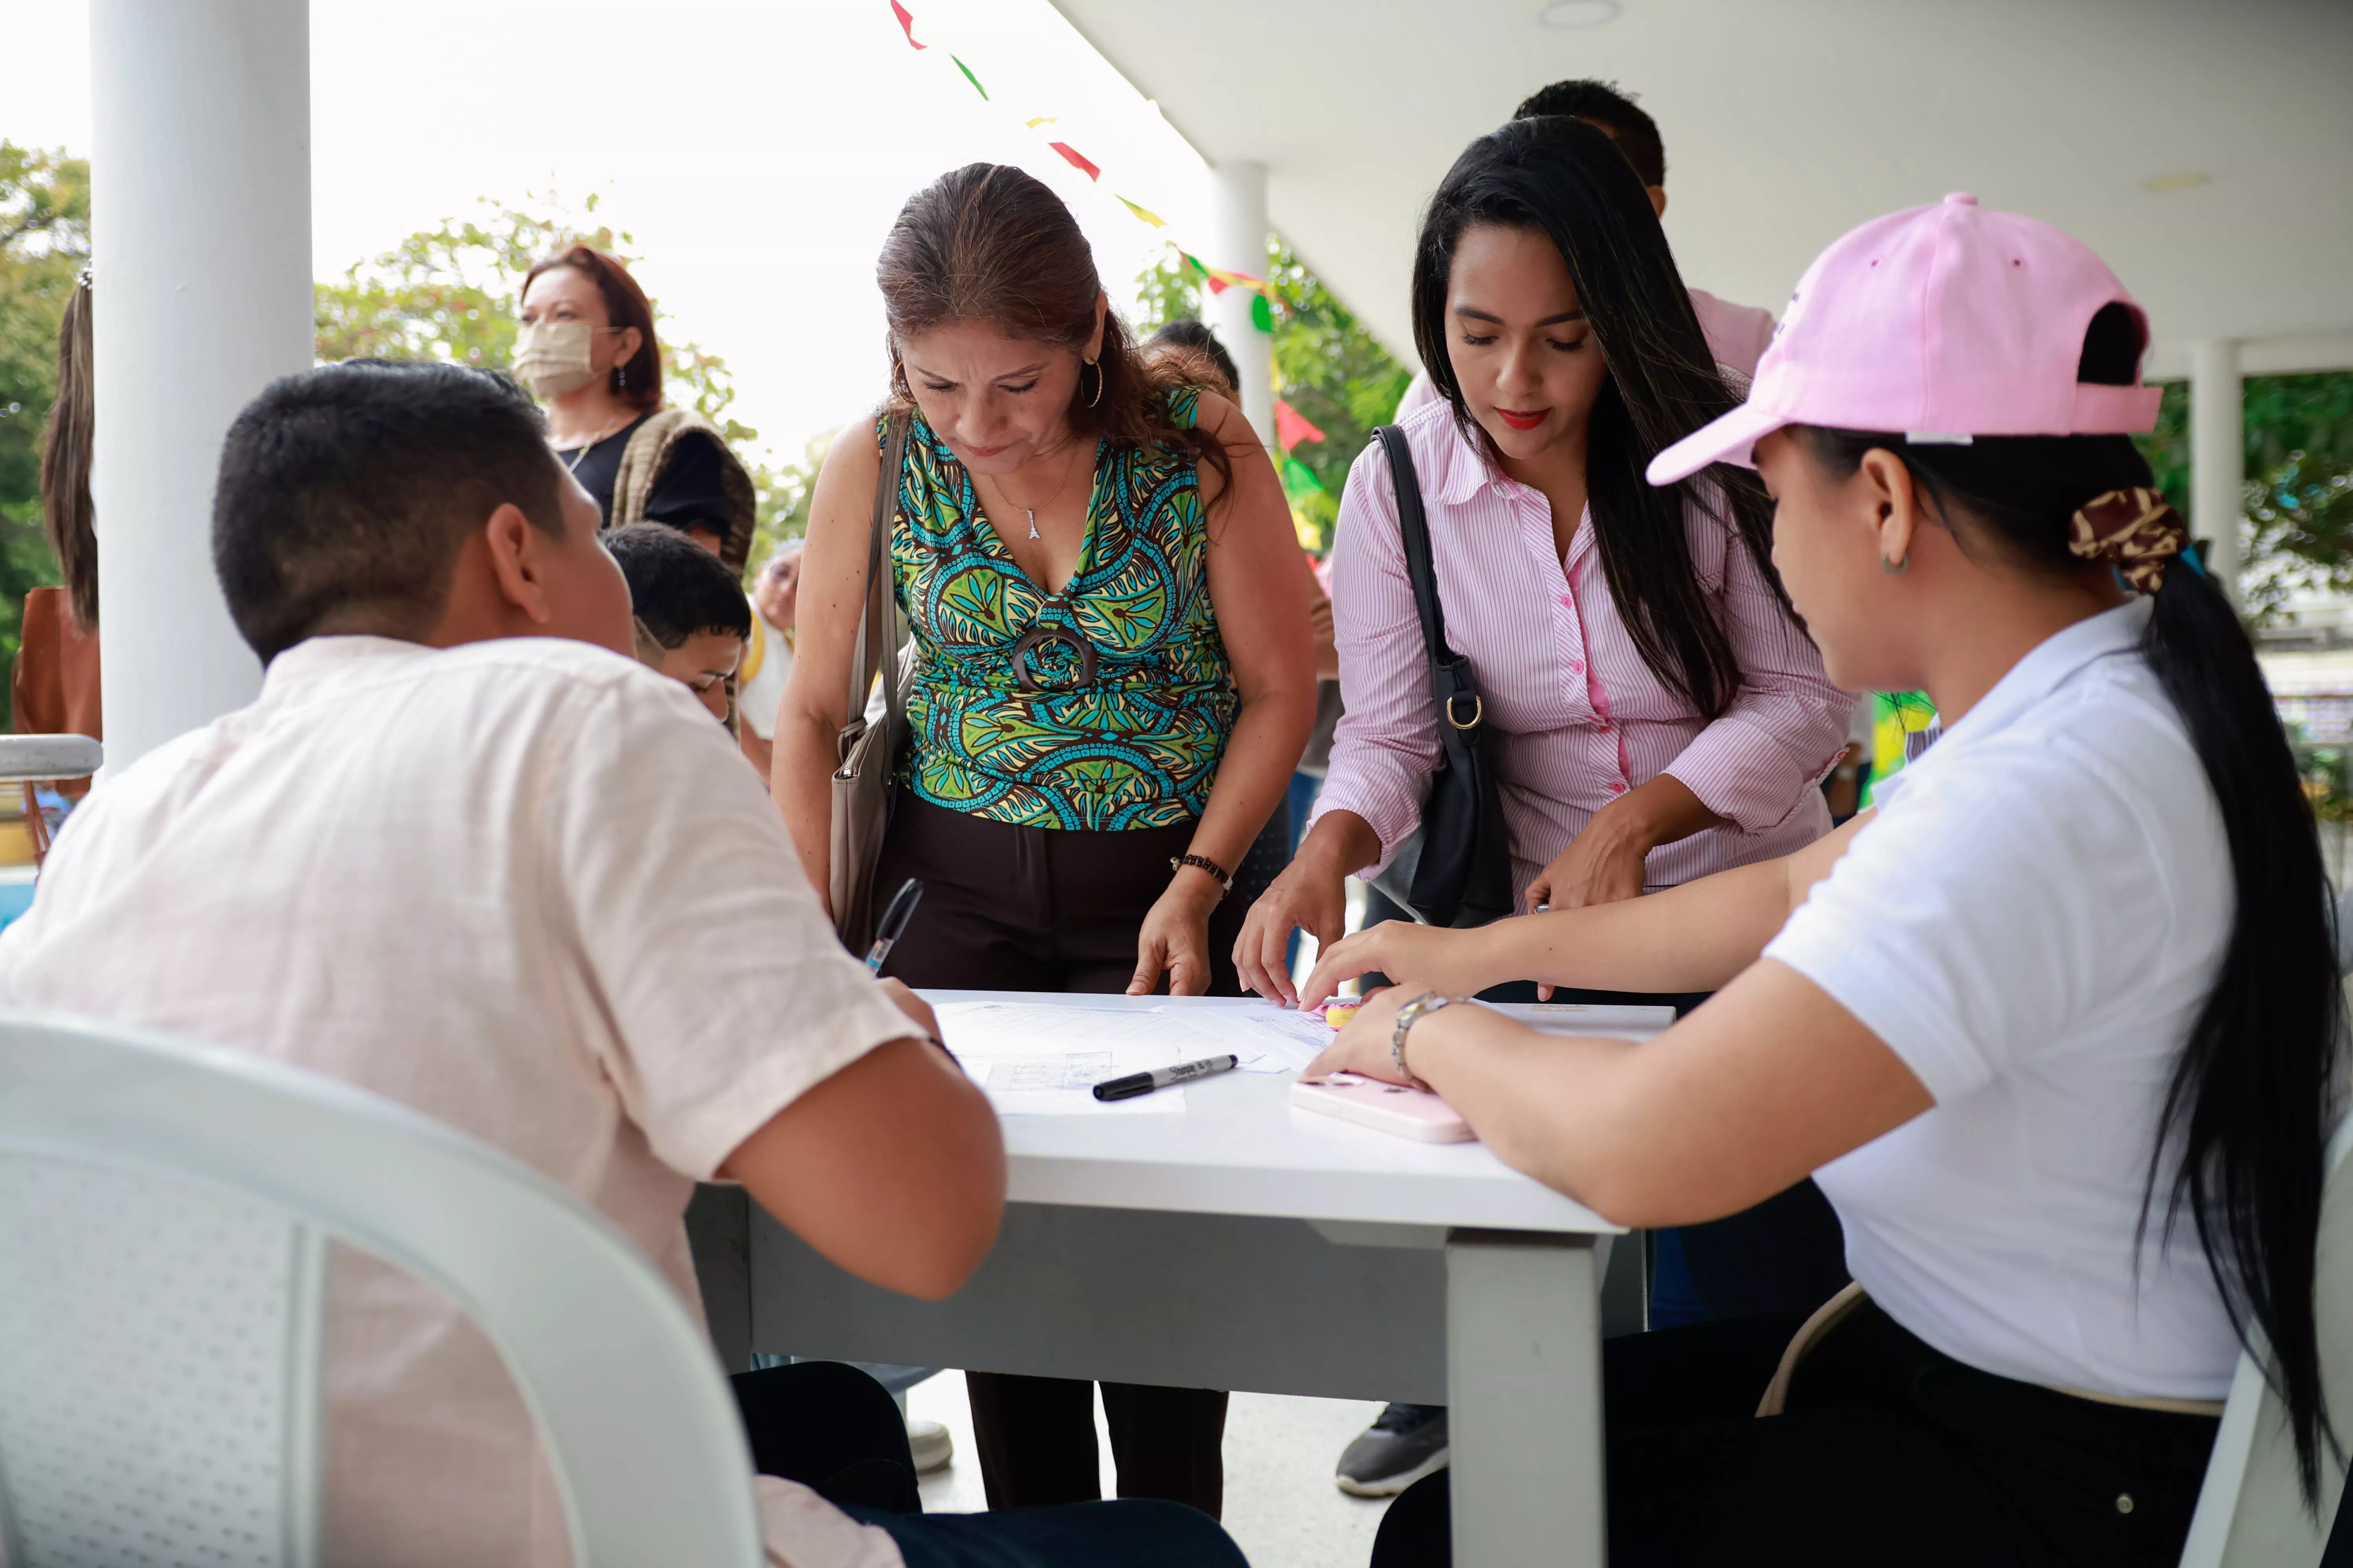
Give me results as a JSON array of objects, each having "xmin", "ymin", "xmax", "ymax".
[
  {"xmin": 890, "ymin": 0, "xmax": 925, "ymax": 49},
  {"xmin": 1275, "ymin": 400, "xmax": 1328, "ymax": 449},
  {"xmin": 1048, "ymin": 142, "xmax": 1101, "ymax": 181}
]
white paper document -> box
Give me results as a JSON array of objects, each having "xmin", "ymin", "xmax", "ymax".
[{"xmin": 931, "ymin": 1000, "xmax": 1335, "ymax": 1114}]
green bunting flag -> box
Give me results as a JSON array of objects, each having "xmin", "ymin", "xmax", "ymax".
[
  {"xmin": 1251, "ymin": 293, "xmax": 1275, "ymax": 333},
  {"xmin": 952, "ymin": 55, "xmax": 987, "ymax": 98},
  {"xmin": 1281, "ymin": 456, "xmax": 1327, "ymax": 504}
]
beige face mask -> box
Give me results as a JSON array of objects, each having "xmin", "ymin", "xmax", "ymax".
[{"xmin": 514, "ymin": 320, "xmax": 607, "ymax": 400}]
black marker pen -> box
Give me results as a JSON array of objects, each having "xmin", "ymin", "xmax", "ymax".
[{"xmin": 1092, "ymin": 1054, "xmax": 1240, "ymax": 1102}]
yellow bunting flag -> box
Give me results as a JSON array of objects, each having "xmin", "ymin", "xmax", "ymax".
[{"xmin": 1118, "ymin": 196, "xmax": 1167, "ymax": 228}]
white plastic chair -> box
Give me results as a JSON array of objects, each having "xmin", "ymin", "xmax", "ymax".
[
  {"xmin": 2178, "ymin": 1114, "xmax": 2353, "ymax": 1565},
  {"xmin": 0, "ymin": 1010, "xmax": 763, "ymax": 1567}
]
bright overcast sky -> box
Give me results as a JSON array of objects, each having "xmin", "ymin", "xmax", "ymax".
[{"xmin": 1, "ymin": 0, "xmax": 1218, "ymax": 467}]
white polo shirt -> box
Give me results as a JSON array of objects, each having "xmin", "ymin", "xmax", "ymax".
[
  {"xmin": 1766, "ymin": 598, "xmax": 2244, "ymax": 1401},
  {"xmin": 0, "ymin": 635, "xmax": 913, "ymax": 1568}
]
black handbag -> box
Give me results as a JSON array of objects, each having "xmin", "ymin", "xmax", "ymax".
[{"xmin": 1366, "ymin": 426, "xmax": 1517, "ymax": 929}]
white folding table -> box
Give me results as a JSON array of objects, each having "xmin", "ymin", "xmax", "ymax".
[{"xmin": 691, "ymin": 990, "xmax": 1657, "ymax": 1568}]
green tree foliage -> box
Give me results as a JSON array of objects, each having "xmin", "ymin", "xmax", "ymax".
[
  {"xmin": 1134, "ymin": 239, "xmax": 1411, "ymax": 553},
  {"xmin": 0, "ymin": 143, "xmax": 84, "ymax": 721},
  {"xmin": 2136, "ymin": 371, "xmax": 2353, "ymax": 621},
  {"xmin": 745, "ymin": 428, "xmax": 834, "ymax": 574},
  {"xmin": 315, "ymin": 190, "xmax": 771, "ymax": 562}
]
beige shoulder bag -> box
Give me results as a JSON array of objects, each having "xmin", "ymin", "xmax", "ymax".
[
  {"xmin": 609, "ymin": 407, "xmax": 760, "ymax": 577},
  {"xmin": 829, "ymin": 415, "xmax": 914, "ymax": 951}
]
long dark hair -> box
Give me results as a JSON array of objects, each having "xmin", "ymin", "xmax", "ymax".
[
  {"xmin": 1412, "ymin": 117, "xmax": 1791, "ymax": 719},
  {"xmin": 39, "ymin": 275, "xmax": 97, "ymax": 630},
  {"xmin": 1799, "ymin": 303, "xmax": 2341, "ymax": 1502},
  {"xmin": 521, "ymin": 246, "xmax": 663, "ymax": 414},
  {"xmin": 876, "ymin": 163, "xmax": 1234, "ymax": 503}
]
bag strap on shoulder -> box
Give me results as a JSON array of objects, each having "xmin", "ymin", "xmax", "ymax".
[
  {"xmin": 1373, "ymin": 426, "xmax": 1482, "ymax": 736},
  {"xmin": 1373, "ymin": 426, "xmax": 1447, "ymax": 663},
  {"xmin": 847, "ymin": 415, "xmax": 914, "ymax": 730}
]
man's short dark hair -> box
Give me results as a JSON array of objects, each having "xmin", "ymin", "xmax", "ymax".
[
  {"xmin": 605, "ymin": 524, "xmax": 752, "ymax": 648},
  {"xmin": 213, "ymin": 361, "xmax": 565, "ymax": 662},
  {"xmin": 1147, "ymin": 319, "xmax": 1242, "ymax": 402},
  {"xmin": 1514, "ymin": 79, "xmax": 1665, "ymax": 188}
]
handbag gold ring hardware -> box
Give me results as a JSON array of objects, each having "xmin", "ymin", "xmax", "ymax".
[{"xmin": 1444, "ymin": 693, "xmax": 1483, "ymax": 731}]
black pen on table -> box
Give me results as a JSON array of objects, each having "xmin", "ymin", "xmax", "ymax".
[
  {"xmin": 866, "ymin": 878, "xmax": 925, "ymax": 973},
  {"xmin": 1093, "ymin": 1054, "xmax": 1240, "ymax": 1102}
]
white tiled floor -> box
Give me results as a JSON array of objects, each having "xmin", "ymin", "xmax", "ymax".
[{"xmin": 909, "ymin": 1372, "xmax": 1395, "ymax": 1568}]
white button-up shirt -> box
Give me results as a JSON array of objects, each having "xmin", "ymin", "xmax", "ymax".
[
  {"xmin": 0, "ymin": 635, "xmax": 916, "ymax": 1568},
  {"xmin": 1311, "ymin": 399, "xmax": 1852, "ymax": 898}
]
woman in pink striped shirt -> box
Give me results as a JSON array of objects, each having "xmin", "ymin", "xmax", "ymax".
[
  {"xmin": 1237, "ymin": 118, "xmax": 1852, "ymax": 1003},
  {"xmin": 1244, "ymin": 126, "xmax": 1857, "ymax": 1439}
]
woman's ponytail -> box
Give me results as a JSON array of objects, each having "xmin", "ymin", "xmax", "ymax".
[{"xmin": 2139, "ymin": 544, "xmax": 2339, "ymax": 1502}]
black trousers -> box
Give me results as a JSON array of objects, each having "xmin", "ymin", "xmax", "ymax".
[
  {"xmin": 874, "ymin": 793, "xmax": 1239, "ymax": 1516},
  {"xmin": 876, "ymin": 794, "xmax": 1250, "ymax": 996},
  {"xmin": 730, "ymin": 1362, "xmax": 1244, "ymax": 1567},
  {"xmin": 1370, "ymin": 1302, "xmax": 2222, "ymax": 1568}
]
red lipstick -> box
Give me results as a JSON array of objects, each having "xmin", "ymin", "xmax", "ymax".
[{"xmin": 1495, "ymin": 408, "xmax": 1548, "ymax": 431}]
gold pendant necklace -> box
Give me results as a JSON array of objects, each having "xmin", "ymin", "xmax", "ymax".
[
  {"xmin": 557, "ymin": 411, "xmax": 634, "ymax": 474},
  {"xmin": 996, "ymin": 440, "xmax": 1083, "ymax": 541}
]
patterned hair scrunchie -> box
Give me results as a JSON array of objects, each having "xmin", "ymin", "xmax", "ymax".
[{"xmin": 2067, "ymin": 487, "xmax": 2187, "ymax": 595}]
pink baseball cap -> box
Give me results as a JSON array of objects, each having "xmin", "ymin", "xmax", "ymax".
[{"xmin": 1647, "ymin": 193, "xmax": 2163, "ymax": 486}]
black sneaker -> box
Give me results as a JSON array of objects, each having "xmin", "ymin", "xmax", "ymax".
[{"xmin": 1334, "ymin": 1402, "xmax": 1448, "ymax": 1496}]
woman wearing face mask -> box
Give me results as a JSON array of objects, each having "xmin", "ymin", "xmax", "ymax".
[
  {"xmin": 774, "ymin": 163, "xmax": 1316, "ymax": 1517},
  {"xmin": 514, "ymin": 246, "xmax": 757, "ymax": 575},
  {"xmin": 1308, "ymin": 193, "xmax": 2337, "ymax": 1568}
]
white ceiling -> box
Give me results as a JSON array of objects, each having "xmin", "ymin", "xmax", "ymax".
[{"xmin": 1053, "ymin": 0, "xmax": 2353, "ymax": 379}]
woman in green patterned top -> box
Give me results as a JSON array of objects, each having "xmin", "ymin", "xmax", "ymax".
[
  {"xmin": 776, "ymin": 163, "xmax": 1315, "ymax": 1001},
  {"xmin": 771, "ymin": 163, "xmax": 1316, "ymax": 1518}
]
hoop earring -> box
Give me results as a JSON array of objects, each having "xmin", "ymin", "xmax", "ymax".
[
  {"xmin": 1084, "ymin": 359, "xmax": 1103, "ymax": 409},
  {"xmin": 890, "ymin": 358, "xmax": 912, "ymax": 403},
  {"xmin": 1881, "ymin": 552, "xmax": 1909, "ymax": 576}
]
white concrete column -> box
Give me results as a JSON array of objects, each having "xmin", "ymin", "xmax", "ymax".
[
  {"xmin": 2190, "ymin": 338, "xmax": 2245, "ymax": 605},
  {"xmin": 1205, "ymin": 160, "xmax": 1275, "ymax": 446},
  {"xmin": 89, "ymin": 0, "xmax": 311, "ymax": 771}
]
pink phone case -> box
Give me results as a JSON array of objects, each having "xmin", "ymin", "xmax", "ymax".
[{"xmin": 1290, "ymin": 1072, "xmax": 1476, "ymax": 1143}]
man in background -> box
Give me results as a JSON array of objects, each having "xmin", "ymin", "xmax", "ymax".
[{"xmin": 739, "ymin": 539, "xmax": 803, "ymax": 778}]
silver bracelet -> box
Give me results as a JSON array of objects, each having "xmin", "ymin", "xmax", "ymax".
[{"xmin": 1391, "ymin": 991, "xmax": 1455, "ymax": 1087}]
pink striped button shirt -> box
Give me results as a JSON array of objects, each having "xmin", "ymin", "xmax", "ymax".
[{"xmin": 1308, "ymin": 400, "xmax": 1853, "ymax": 902}]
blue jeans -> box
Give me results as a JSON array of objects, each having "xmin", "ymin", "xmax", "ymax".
[{"xmin": 732, "ymin": 1361, "xmax": 1243, "ymax": 1568}]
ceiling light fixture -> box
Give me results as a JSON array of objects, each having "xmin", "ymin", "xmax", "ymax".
[
  {"xmin": 2142, "ymin": 171, "xmax": 2212, "ymax": 193},
  {"xmin": 1539, "ymin": 0, "xmax": 1622, "ymax": 29}
]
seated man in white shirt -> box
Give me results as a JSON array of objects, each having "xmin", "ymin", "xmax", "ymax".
[{"xmin": 0, "ymin": 361, "xmax": 1244, "ymax": 1568}]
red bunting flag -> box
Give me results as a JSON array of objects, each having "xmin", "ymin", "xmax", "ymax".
[
  {"xmin": 1275, "ymin": 400, "xmax": 1327, "ymax": 449},
  {"xmin": 1048, "ymin": 142, "xmax": 1101, "ymax": 181},
  {"xmin": 890, "ymin": 0, "xmax": 925, "ymax": 48}
]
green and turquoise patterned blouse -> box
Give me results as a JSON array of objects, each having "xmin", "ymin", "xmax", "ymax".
[{"xmin": 883, "ymin": 388, "xmax": 1237, "ymax": 829}]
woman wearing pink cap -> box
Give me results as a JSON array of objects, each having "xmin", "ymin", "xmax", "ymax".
[{"xmin": 1313, "ymin": 195, "xmax": 2338, "ymax": 1566}]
